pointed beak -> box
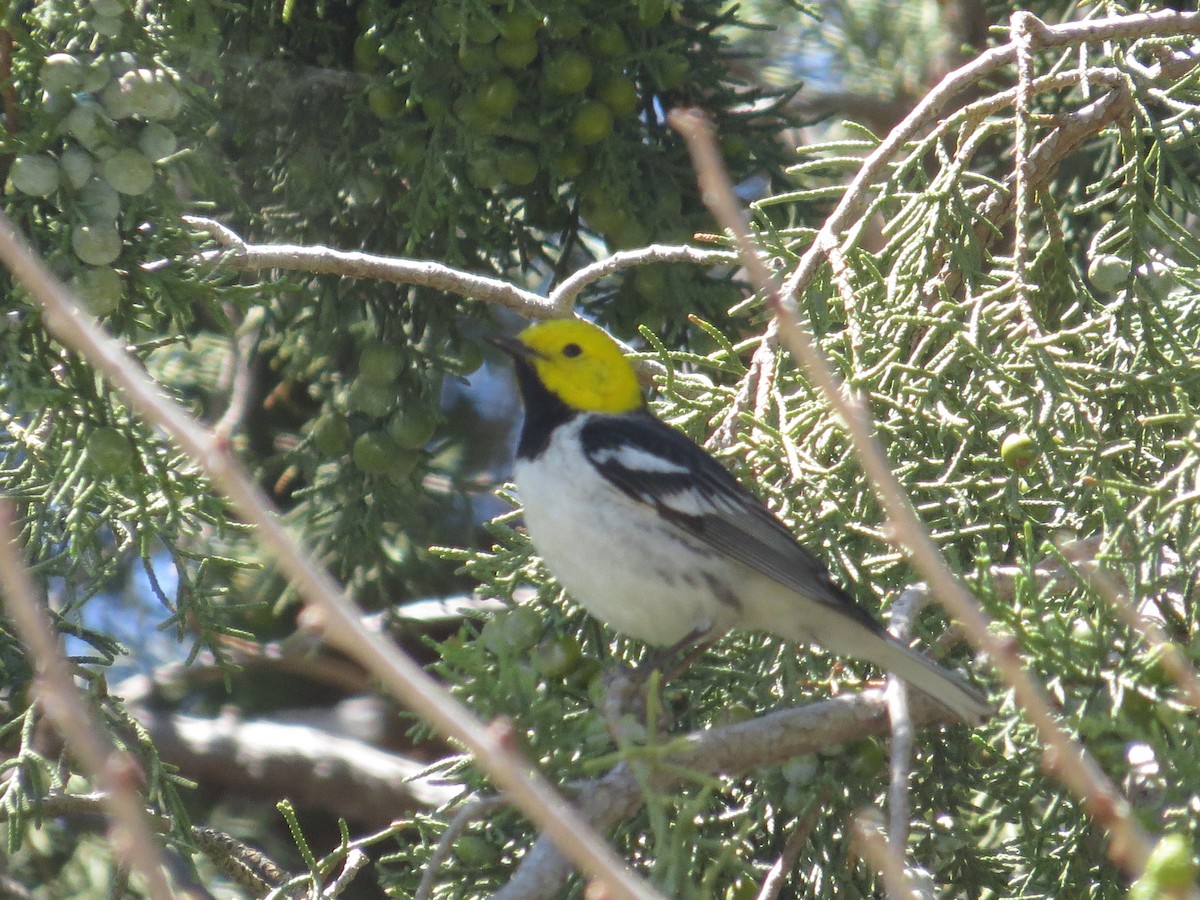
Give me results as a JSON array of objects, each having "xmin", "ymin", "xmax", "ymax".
[{"xmin": 487, "ymin": 333, "xmax": 540, "ymax": 361}]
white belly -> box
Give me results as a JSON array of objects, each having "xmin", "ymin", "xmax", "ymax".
[{"xmin": 513, "ymin": 420, "xmax": 743, "ymax": 646}]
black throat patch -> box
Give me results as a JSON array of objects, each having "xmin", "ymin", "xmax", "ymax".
[{"xmin": 513, "ymin": 358, "xmax": 576, "ymax": 460}]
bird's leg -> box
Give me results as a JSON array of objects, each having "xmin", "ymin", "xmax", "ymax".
[
  {"xmin": 599, "ymin": 662, "xmax": 653, "ymax": 745},
  {"xmin": 598, "ymin": 624, "xmax": 718, "ymax": 746},
  {"xmin": 642, "ymin": 622, "xmax": 718, "ymax": 682}
]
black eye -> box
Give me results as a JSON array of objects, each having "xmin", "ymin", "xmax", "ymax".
[{"xmin": 562, "ymin": 343, "xmax": 582, "ymax": 358}]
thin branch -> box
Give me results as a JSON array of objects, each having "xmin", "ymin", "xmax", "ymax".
[
  {"xmin": 717, "ymin": 10, "xmax": 1200, "ymax": 442},
  {"xmin": 754, "ymin": 795, "xmax": 826, "ymax": 900},
  {"xmin": 131, "ymin": 708, "xmax": 458, "ymax": 827},
  {"xmin": 212, "ymin": 317, "xmax": 260, "ymax": 442},
  {"xmin": 494, "ymin": 688, "xmax": 961, "ymax": 900},
  {"xmin": 193, "ymin": 826, "xmax": 291, "ymax": 897},
  {"xmin": 1009, "ymin": 11, "xmax": 1039, "ymax": 335},
  {"xmin": 323, "ymin": 849, "xmax": 369, "ymax": 898},
  {"xmin": 0, "ymin": 501, "xmax": 175, "ymax": 900},
  {"xmin": 0, "ymin": 790, "xmax": 166, "ymax": 827},
  {"xmin": 416, "ymin": 796, "xmax": 508, "ymax": 900},
  {"xmin": 1079, "ymin": 562, "xmax": 1200, "ymax": 712},
  {"xmin": 548, "ymin": 244, "xmax": 737, "ymax": 313},
  {"xmin": 0, "ymin": 211, "xmax": 662, "ymax": 900},
  {"xmin": 852, "ymin": 810, "xmax": 926, "ymax": 900},
  {"xmin": 670, "ymin": 106, "xmax": 1155, "ymax": 877},
  {"xmin": 179, "ymin": 216, "xmax": 557, "ymax": 319},
  {"xmin": 884, "ymin": 589, "xmax": 927, "ymax": 859},
  {"xmin": 778, "ymin": 8, "xmax": 1200, "ymax": 309}
]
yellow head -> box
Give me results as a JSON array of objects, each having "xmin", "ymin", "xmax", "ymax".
[{"xmin": 509, "ymin": 319, "xmax": 643, "ymax": 414}]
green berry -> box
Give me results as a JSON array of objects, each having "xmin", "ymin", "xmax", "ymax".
[
  {"xmin": 100, "ymin": 76, "xmax": 135, "ymax": 118},
  {"xmin": 353, "ymin": 33, "xmax": 382, "ymax": 73},
  {"xmin": 63, "ymin": 102, "xmax": 105, "ymax": 147},
  {"xmin": 385, "ymin": 449, "xmax": 421, "ymax": 484},
  {"xmin": 421, "ymin": 91, "xmax": 450, "ymax": 123},
  {"xmin": 457, "ymin": 41, "xmax": 496, "ymax": 75},
  {"xmin": 387, "ymin": 404, "xmax": 437, "ymax": 449},
  {"xmin": 501, "ymin": 11, "xmax": 540, "ymax": 42},
  {"xmin": 499, "ymin": 607, "xmax": 542, "ymax": 652},
  {"xmin": 550, "ymin": 146, "xmax": 586, "ymax": 180},
  {"xmin": 547, "ymin": 9, "xmax": 585, "ymax": 40},
  {"xmin": 476, "ymin": 77, "xmax": 519, "ymax": 119},
  {"xmin": 1137, "ymin": 259, "xmax": 1176, "ymax": 300},
  {"xmin": 632, "ymin": 266, "xmax": 666, "ymax": 299},
  {"xmin": 467, "ymin": 155, "xmax": 503, "ymax": 190},
  {"xmin": 40, "ymin": 53, "xmax": 86, "ymax": 94},
  {"xmin": 535, "ymin": 635, "xmax": 583, "ymax": 679},
  {"xmin": 497, "ymin": 148, "xmax": 538, "ymax": 186},
  {"xmin": 118, "ymin": 69, "xmax": 181, "ymax": 120},
  {"xmin": 495, "ymin": 37, "xmax": 538, "ymax": 70},
  {"xmin": 357, "ymin": 341, "xmax": 404, "ymax": 385},
  {"xmin": 87, "ymin": 427, "xmax": 132, "ymax": 476},
  {"xmin": 597, "ymin": 75, "xmax": 638, "ymax": 117},
  {"xmin": 781, "ymin": 754, "xmax": 818, "ymax": 785},
  {"xmin": 724, "ymin": 878, "xmax": 758, "ymax": 900},
  {"xmin": 72, "ymin": 223, "xmax": 122, "ymax": 266},
  {"xmin": 347, "ymin": 377, "xmax": 395, "ymax": 419},
  {"xmin": 1000, "ymin": 432, "xmax": 1038, "ymax": 470},
  {"xmin": 570, "ymin": 101, "xmax": 613, "ymax": 144},
  {"xmin": 138, "ymin": 123, "xmax": 178, "ymax": 161},
  {"xmin": 588, "ymin": 25, "xmax": 628, "ymax": 58},
  {"xmin": 72, "ymin": 266, "xmax": 124, "ymax": 316},
  {"xmin": 452, "ymin": 340, "xmax": 485, "ymax": 374},
  {"xmin": 352, "ymin": 431, "xmax": 400, "ymax": 475},
  {"xmin": 368, "ymin": 85, "xmax": 404, "ymax": 119},
  {"xmin": 1144, "ymin": 834, "xmax": 1196, "ymax": 890},
  {"xmin": 60, "ymin": 147, "xmax": 95, "ymax": 188},
  {"xmin": 101, "ymin": 149, "xmax": 154, "ymax": 195},
  {"xmin": 1087, "ymin": 254, "xmax": 1129, "ymax": 292},
  {"xmin": 9, "ymin": 155, "xmax": 59, "ymax": 197},
  {"xmin": 453, "ymin": 834, "xmax": 500, "ymax": 866},
  {"xmin": 312, "ymin": 414, "xmax": 352, "ymax": 457},
  {"xmin": 91, "ymin": 15, "xmax": 124, "ymax": 38},
  {"xmin": 544, "ymin": 52, "xmax": 592, "ymax": 94},
  {"xmin": 79, "ymin": 177, "xmax": 121, "ymax": 221}
]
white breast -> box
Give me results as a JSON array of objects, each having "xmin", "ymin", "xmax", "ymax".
[{"xmin": 513, "ymin": 418, "xmax": 743, "ymax": 646}]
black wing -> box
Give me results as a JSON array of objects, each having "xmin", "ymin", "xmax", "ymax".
[{"xmin": 579, "ymin": 410, "xmax": 883, "ymax": 634}]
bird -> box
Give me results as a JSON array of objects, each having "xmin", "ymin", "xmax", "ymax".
[{"xmin": 490, "ymin": 318, "xmax": 989, "ymax": 725}]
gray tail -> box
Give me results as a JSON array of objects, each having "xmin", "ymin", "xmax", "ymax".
[{"xmin": 859, "ymin": 633, "xmax": 991, "ymax": 725}]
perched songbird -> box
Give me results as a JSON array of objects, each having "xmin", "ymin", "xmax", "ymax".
[{"xmin": 492, "ymin": 318, "xmax": 989, "ymax": 724}]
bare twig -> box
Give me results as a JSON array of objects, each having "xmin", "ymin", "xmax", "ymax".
[
  {"xmin": 778, "ymin": 8, "xmax": 1200, "ymax": 308},
  {"xmin": 0, "ymin": 211, "xmax": 662, "ymax": 900},
  {"xmin": 754, "ymin": 795, "xmax": 826, "ymax": 900},
  {"xmin": 131, "ymin": 708, "xmax": 458, "ymax": 827},
  {"xmin": 852, "ymin": 810, "xmax": 926, "ymax": 900},
  {"xmin": 1009, "ymin": 11, "xmax": 1039, "ymax": 335},
  {"xmin": 1078, "ymin": 562, "xmax": 1200, "ymax": 712},
  {"xmin": 324, "ymin": 849, "xmax": 369, "ymax": 898},
  {"xmin": 0, "ymin": 501, "xmax": 175, "ymax": 900},
  {"xmin": 178, "ymin": 219, "xmax": 737, "ymax": 322},
  {"xmin": 212, "ymin": 318, "xmax": 260, "ymax": 441},
  {"xmin": 0, "ymin": 790, "xmax": 165, "ymax": 827},
  {"xmin": 193, "ymin": 826, "xmax": 291, "ymax": 897},
  {"xmin": 548, "ymin": 244, "xmax": 738, "ymax": 313},
  {"xmin": 670, "ymin": 106, "xmax": 1155, "ymax": 876},
  {"xmin": 179, "ymin": 216, "xmax": 557, "ymax": 319},
  {"xmin": 416, "ymin": 796, "xmax": 508, "ymax": 900},
  {"xmin": 719, "ymin": 10, "xmax": 1200, "ymax": 441},
  {"xmin": 494, "ymin": 688, "xmax": 960, "ymax": 900},
  {"xmin": 884, "ymin": 589, "xmax": 928, "ymax": 858}
]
